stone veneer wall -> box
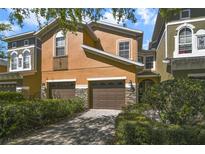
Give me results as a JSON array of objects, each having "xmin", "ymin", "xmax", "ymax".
[
  {"xmin": 75, "ymin": 88, "xmax": 88, "ymax": 108},
  {"xmin": 125, "ymin": 86, "xmax": 137, "ymax": 105}
]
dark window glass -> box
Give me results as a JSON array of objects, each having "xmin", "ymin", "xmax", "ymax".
[
  {"xmin": 145, "ymin": 56, "xmax": 154, "ymax": 69},
  {"xmin": 198, "ymin": 35, "xmax": 205, "ymax": 50},
  {"xmin": 179, "ymin": 28, "xmax": 192, "ymax": 54}
]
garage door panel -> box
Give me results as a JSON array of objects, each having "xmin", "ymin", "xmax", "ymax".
[
  {"xmin": 49, "ymin": 81, "xmax": 75, "ymax": 99},
  {"xmin": 90, "ymin": 80, "xmax": 125, "ymax": 109}
]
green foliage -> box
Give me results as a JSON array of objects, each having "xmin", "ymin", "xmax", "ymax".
[
  {"xmin": 0, "ymin": 97, "xmax": 85, "ymax": 142},
  {"xmin": 142, "ymin": 78, "xmax": 205, "ymax": 125},
  {"xmin": 0, "ymin": 92, "xmax": 25, "ymax": 102},
  {"xmin": 115, "ymin": 104, "xmax": 205, "ymax": 145}
]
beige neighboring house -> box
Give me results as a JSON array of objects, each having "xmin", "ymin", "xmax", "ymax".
[{"xmin": 150, "ymin": 8, "xmax": 205, "ymax": 81}]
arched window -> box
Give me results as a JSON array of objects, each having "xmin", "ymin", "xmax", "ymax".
[
  {"xmin": 55, "ymin": 31, "xmax": 65, "ymax": 56},
  {"xmin": 23, "ymin": 50, "xmax": 30, "ymax": 69},
  {"xmin": 11, "ymin": 52, "xmax": 18, "ymax": 70},
  {"xmin": 179, "ymin": 27, "xmax": 192, "ymax": 54}
]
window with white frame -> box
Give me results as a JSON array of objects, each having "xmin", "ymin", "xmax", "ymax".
[
  {"xmin": 11, "ymin": 52, "xmax": 18, "ymax": 70},
  {"xmin": 197, "ymin": 35, "xmax": 205, "ymax": 50},
  {"xmin": 145, "ymin": 56, "xmax": 154, "ymax": 69},
  {"xmin": 12, "ymin": 42, "xmax": 17, "ymax": 48},
  {"xmin": 24, "ymin": 40, "xmax": 29, "ymax": 46},
  {"xmin": 23, "ymin": 50, "xmax": 30, "ymax": 69},
  {"xmin": 118, "ymin": 41, "xmax": 130, "ymax": 59},
  {"xmin": 180, "ymin": 9, "xmax": 191, "ymax": 19},
  {"xmin": 55, "ymin": 31, "xmax": 65, "ymax": 57},
  {"xmin": 18, "ymin": 54, "xmax": 22, "ymax": 68},
  {"xmin": 178, "ymin": 27, "xmax": 192, "ymax": 54}
]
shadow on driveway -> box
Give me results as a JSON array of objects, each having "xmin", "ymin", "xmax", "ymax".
[{"xmin": 8, "ymin": 110, "xmax": 120, "ymax": 145}]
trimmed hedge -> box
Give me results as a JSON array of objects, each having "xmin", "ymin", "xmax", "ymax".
[
  {"xmin": 115, "ymin": 105, "xmax": 205, "ymax": 145},
  {"xmin": 0, "ymin": 97, "xmax": 85, "ymax": 143},
  {"xmin": 0, "ymin": 92, "xmax": 25, "ymax": 102}
]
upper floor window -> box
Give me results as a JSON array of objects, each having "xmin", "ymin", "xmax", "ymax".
[
  {"xmin": 12, "ymin": 42, "xmax": 17, "ymax": 48},
  {"xmin": 55, "ymin": 31, "xmax": 65, "ymax": 57},
  {"xmin": 24, "ymin": 40, "xmax": 29, "ymax": 46},
  {"xmin": 145, "ymin": 56, "xmax": 153, "ymax": 69},
  {"xmin": 179, "ymin": 27, "xmax": 192, "ymax": 54},
  {"xmin": 180, "ymin": 9, "xmax": 191, "ymax": 19},
  {"xmin": 11, "ymin": 52, "xmax": 18, "ymax": 70},
  {"xmin": 118, "ymin": 41, "xmax": 130, "ymax": 59},
  {"xmin": 23, "ymin": 50, "xmax": 31, "ymax": 69},
  {"xmin": 197, "ymin": 35, "xmax": 205, "ymax": 50}
]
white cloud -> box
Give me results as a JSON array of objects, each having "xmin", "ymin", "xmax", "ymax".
[
  {"xmin": 24, "ymin": 12, "xmax": 47, "ymax": 27},
  {"xmin": 101, "ymin": 11, "xmax": 123, "ymax": 25},
  {"xmin": 136, "ymin": 8, "xmax": 157, "ymax": 25},
  {"xmin": 143, "ymin": 39, "xmax": 150, "ymax": 50}
]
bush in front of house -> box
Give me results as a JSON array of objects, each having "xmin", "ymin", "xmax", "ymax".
[
  {"xmin": 0, "ymin": 97, "xmax": 85, "ymax": 142},
  {"xmin": 0, "ymin": 92, "xmax": 25, "ymax": 102},
  {"xmin": 115, "ymin": 78, "xmax": 205, "ymax": 144},
  {"xmin": 142, "ymin": 78, "xmax": 205, "ymax": 125},
  {"xmin": 115, "ymin": 104, "xmax": 205, "ymax": 145}
]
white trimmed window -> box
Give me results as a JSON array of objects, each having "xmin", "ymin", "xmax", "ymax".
[
  {"xmin": 180, "ymin": 9, "xmax": 191, "ymax": 19},
  {"xmin": 197, "ymin": 35, "xmax": 205, "ymax": 50},
  {"xmin": 11, "ymin": 52, "xmax": 18, "ymax": 70},
  {"xmin": 145, "ymin": 56, "xmax": 154, "ymax": 69},
  {"xmin": 12, "ymin": 42, "xmax": 17, "ymax": 48},
  {"xmin": 23, "ymin": 50, "xmax": 31, "ymax": 69},
  {"xmin": 178, "ymin": 27, "xmax": 192, "ymax": 54},
  {"xmin": 55, "ymin": 31, "xmax": 65, "ymax": 57},
  {"xmin": 118, "ymin": 41, "xmax": 130, "ymax": 59}
]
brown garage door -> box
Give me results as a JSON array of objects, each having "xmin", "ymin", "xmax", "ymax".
[
  {"xmin": 48, "ymin": 82, "xmax": 75, "ymax": 99},
  {"xmin": 0, "ymin": 82, "xmax": 16, "ymax": 92},
  {"xmin": 89, "ymin": 80, "xmax": 125, "ymax": 109}
]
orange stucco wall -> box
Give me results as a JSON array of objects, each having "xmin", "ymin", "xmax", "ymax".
[
  {"xmin": 41, "ymin": 26, "xmax": 139, "ymax": 85},
  {"xmin": 0, "ymin": 65, "xmax": 7, "ymax": 73}
]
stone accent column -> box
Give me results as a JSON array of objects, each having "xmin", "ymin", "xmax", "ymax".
[
  {"xmin": 125, "ymin": 82, "xmax": 137, "ymax": 106},
  {"xmin": 41, "ymin": 83, "xmax": 47, "ymax": 99},
  {"xmin": 75, "ymin": 87, "xmax": 88, "ymax": 108}
]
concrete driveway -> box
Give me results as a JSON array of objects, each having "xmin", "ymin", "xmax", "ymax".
[{"xmin": 7, "ymin": 109, "xmax": 121, "ymax": 145}]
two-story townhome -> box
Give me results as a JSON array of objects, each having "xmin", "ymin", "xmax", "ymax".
[
  {"xmin": 0, "ymin": 32, "xmax": 41, "ymax": 97},
  {"xmin": 150, "ymin": 8, "xmax": 205, "ymax": 81},
  {"xmin": 35, "ymin": 20, "xmax": 144, "ymax": 109}
]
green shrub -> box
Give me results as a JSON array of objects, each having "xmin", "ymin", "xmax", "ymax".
[
  {"xmin": 0, "ymin": 92, "xmax": 25, "ymax": 103},
  {"xmin": 115, "ymin": 112, "xmax": 205, "ymax": 145},
  {"xmin": 0, "ymin": 97, "xmax": 85, "ymax": 142},
  {"xmin": 142, "ymin": 78, "xmax": 205, "ymax": 125}
]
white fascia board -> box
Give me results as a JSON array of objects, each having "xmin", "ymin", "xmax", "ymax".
[
  {"xmin": 81, "ymin": 45, "xmax": 144, "ymax": 67},
  {"xmin": 87, "ymin": 76, "xmax": 127, "ymax": 81},
  {"xmin": 90, "ymin": 21, "xmax": 143, "ymax": 34},
  {"xmin": 3, "ymin": 31, "xmax": 35, "ymax": 41},
  {"xmin": 46, "ymin": 79, "xmax": 76, "ymax": 82},
  {"xmin": 167, "ymin": 17, "xmax": 205, "ymax": 26},
  {"xmin": 8, "ymin": 45, "xmax": 35, "ymax": 51}
]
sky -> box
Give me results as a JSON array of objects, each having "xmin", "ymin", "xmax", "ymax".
[{"xmin": 0, "ymin": 8, "xmax": 158, "ymax": 50}]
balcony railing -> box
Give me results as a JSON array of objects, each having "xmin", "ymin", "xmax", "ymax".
[{"xmin": 171, "ymin": 56, "xmax": 205, "ymax": 70}]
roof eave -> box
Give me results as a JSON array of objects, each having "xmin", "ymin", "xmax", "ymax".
[{"xmin": 81, "ymin": 45, "xmax": 144, "ymax": 68}]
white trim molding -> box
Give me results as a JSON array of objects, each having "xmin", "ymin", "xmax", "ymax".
[
  {"xmin": 87, "ymin": 76, "xmax": 127, "ymax": 81},
  {"xmin": 46, "ymin": 79, "xmax": 76, "ymax": 82},
  {"xmin": 116, "ymin": 38, "xmax": 133, "ymax": 60},
  {"xmin": 173, "ymin": 23, "xmax": 205, "ymax": 58},
  {"xmin": 8, "ymin": 45, "xmax": 35, "ymax": 51},
  {"xmin": 76, "ymin": 84, "xmax": 88, "ymax": 89},
  {"xmin": 188, "ymin": 73, "xmax": 205, "ymax": 78}
]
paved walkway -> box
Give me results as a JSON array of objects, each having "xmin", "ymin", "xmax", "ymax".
[{"xmin": 8, "ymin": 109, "xmax": 121, "ymax": 145}]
